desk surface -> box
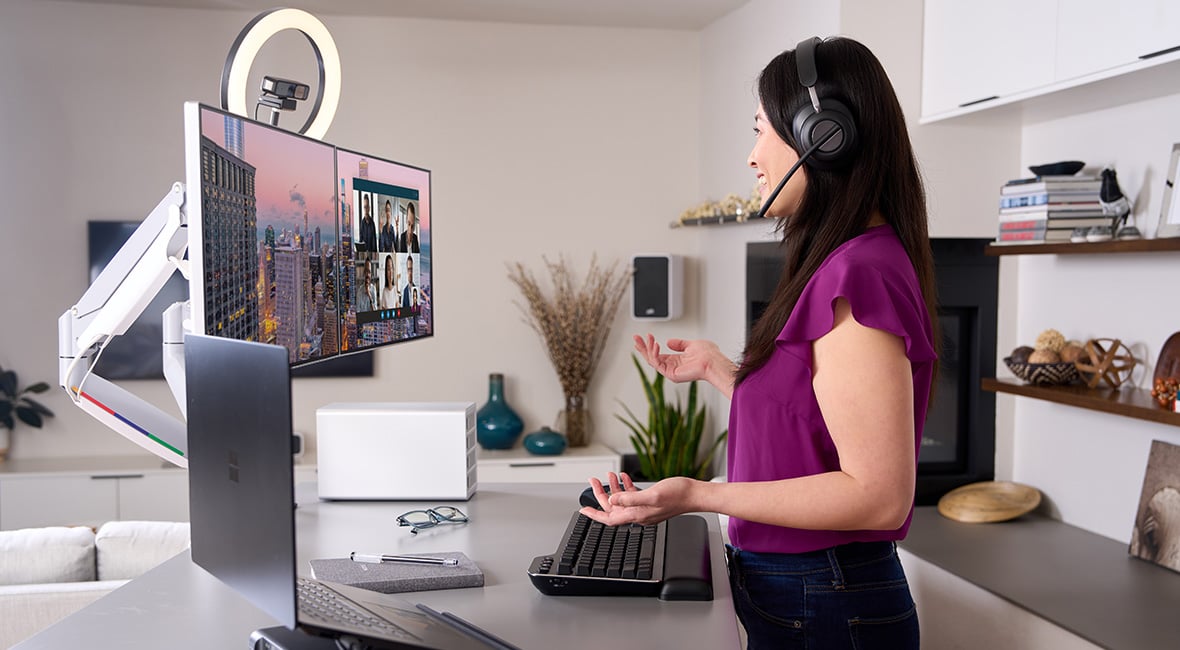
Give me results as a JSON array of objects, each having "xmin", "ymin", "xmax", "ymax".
[
  {"xmin": 900, "ymin": 506, "xmax": 1180, "ymax": 650},
  {"xmin": 17, "ymin": 481, "xmax": 741, "ymax": 650}
]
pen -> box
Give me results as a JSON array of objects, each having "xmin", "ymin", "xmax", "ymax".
[{"xmin": 350, "ymin": 552, "xmax": 459, "ymax": 566}]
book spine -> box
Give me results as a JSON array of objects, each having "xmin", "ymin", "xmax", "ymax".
[
  {"xmin": 999, "ymin": 194, "xmax": 1099, "ymax": 209},
  {"xmin": 996, "ymin": 229, "xmax": 1046, "ymax": 242},
  {"xmin": 998, "ymin": 202, "xmax": 1102, "ymax": 215},
  {"xmin": 998, "ymin": 219, "xmax": 1048, "ymax": 231},
  {"xmin": 1000, "ymin": 194, "xmax": 1049, "ymax": 208},
  {"xmin": 1000, "ymin": 181, "xmax": 1101, "ymax": 195}
]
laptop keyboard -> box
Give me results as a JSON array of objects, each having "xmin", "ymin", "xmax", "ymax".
[{"xmin": 297, "ymin": 577, "xmax": 415, "ymax": 641}]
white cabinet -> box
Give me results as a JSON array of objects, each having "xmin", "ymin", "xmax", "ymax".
[
  {"xmin": 923, "ymin": 0, "xmax": 1180, "ymax": 122},
  {"xmin": 476, "ymin": 443, "xmax": 620, "ymax": 484},
  {"xmin": 113, "ymin": 471, "xmax": 190, "ymax": 522},
  {"xmin": 0, "ymin": 456, "xmax": 317, "ymax": 530},
  {"xmin": 0, "ymin": 470, "xmax": 187, "ymax": 530},
  {"xmin": 922, "ymin": 0, "xmax": 1057, "ymax": 117},
  {"xmin": 0, "ymin": 474, "xmax": 119, "ymax": 529},
  {"xmin": 1056, "ymin": 0, "xmax": 1180, "ymax": 80}
]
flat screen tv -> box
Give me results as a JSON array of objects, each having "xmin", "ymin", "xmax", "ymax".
[{"xmin": 87, "ymin": 221, "xmax": 188, "ymax": 380}]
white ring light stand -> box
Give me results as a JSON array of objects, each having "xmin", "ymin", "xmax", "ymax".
[{"xmin": 220, "ymin": 7, "xmax": 341, "ymax": 139}]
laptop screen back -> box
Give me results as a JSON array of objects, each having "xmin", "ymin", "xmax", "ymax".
[{"xmin": 185, "ymin": 333, "xmax": 296, "ymax": 628}]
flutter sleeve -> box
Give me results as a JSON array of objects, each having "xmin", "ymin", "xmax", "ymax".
[{"xmin": 776, "ymin": 258, "xmax": 936, "ymax": 365}]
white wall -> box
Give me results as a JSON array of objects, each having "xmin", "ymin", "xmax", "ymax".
[
  {"xmin": 0, "ymin": 0, "xmax": 700, "ymax": 459},
  {"xmin": 1010, "ymin": 91, "xmax": 1180, "ymax": 542}
]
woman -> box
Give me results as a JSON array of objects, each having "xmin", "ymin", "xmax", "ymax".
[
  {"xmin": 380, "ymin": 254, "xmax": 399, "ymax": 310},
  {"xmin": 582, "ymin": 36, "xmax": 938, "ymax": 649}
]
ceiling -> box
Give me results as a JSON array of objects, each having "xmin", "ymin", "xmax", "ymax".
[{"xmin": 61, "ymin": 0, "xmax": 751, "ymax": 30}]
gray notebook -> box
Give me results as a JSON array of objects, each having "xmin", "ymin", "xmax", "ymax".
[{"xmin": 309, "ymin": 552, "xmax": 484, "ymax": 594}]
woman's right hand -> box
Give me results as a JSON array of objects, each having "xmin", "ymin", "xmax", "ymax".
[{"xmin": 633, "ymin": 334, "xmax": 736, "ymax": 398}]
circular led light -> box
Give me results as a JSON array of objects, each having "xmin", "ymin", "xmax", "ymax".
[{"xmin": 220, "ymin": 8, "xmax": 341, "ymax": 140}]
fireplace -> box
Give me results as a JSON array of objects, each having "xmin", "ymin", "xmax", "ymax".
[{"xmin": 745, "ymin": 238, "xmax": 997, "ymax": 505}]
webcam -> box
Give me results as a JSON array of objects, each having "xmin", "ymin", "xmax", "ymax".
[
  {"xmin": 261, "ymin": 76, "xmax": 310, "ymax": 101},
  {"xmin": 257, "ymin": 76, "xmax": 310, "ymax": 126}
]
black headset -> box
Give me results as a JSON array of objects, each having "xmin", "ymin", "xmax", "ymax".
[{"xmin": 790, "ymin": 37, "xmax": 858, "ymax": 170}]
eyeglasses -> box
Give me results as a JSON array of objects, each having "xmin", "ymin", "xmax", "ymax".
[{"xmin": 396, "ymin": 506, "xmax": 469, "ymax": 534}]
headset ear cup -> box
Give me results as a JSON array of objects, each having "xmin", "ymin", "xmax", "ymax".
[{"xmin": 792, "ymin": 98, "xmax": 858, "ymax": 170}]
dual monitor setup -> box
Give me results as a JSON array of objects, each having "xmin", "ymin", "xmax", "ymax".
[{"xmin": 59, "ymin": 102, "xmax": 433, "ymax": 468}]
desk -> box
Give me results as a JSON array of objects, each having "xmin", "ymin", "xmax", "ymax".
[{"xmin": 16, "ymin": 482, "xmax": 741, "ymax": 650}]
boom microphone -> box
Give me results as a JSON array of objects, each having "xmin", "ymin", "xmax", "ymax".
[{"xmin": 753, "ymin": 126, "xmax": 843, "ymax": 220}]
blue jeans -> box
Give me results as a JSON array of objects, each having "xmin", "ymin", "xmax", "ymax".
[{"xmin": 726, "ymin": 541, "xmax": 919, "ymax": 650}]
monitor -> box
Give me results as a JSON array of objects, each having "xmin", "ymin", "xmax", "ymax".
[{"xmin": 183, "ymin": 102, "xmax": 433, "ymax": 368}]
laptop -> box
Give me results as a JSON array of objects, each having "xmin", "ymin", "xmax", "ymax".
[{"xmin": 184, "ymin": 333, "xmax": 508, "ymax": 650}]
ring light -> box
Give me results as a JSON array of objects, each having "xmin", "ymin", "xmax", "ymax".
[{"xmin": 220, "ymin": 8, "xmax": 341, "ymax": 140}]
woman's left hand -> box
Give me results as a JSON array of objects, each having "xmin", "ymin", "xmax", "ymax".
[{"xmin": 579, "ymin": 472, "xmax": 698, "ymax": 526}]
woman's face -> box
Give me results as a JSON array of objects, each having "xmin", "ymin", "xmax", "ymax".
[
  {"xmin": 748, "ymin": 103, "xmax": 805, "ymax": 218},
  {"xmin": 383, "ymin": 203, "xmax": 392, "ymax": 226},
  {"xmin": 384, "ymin": 257, "xmax": 393, "ymax": 285}
]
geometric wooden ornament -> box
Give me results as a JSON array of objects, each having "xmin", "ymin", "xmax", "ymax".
[{"xmin": 1074, "ymin": 338, "xmax": 1137, "ymax": 389}]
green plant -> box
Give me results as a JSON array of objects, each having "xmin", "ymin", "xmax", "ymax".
[
  {"xmin": 616, "ymin": 355, "xmax": 727, "ymax": 481},
  {"xmin": 0, "ymin": 364, "xmax": 54, "ymax": 430}
]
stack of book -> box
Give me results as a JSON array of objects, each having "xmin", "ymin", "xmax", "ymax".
[{"xmin": 996, "ymin": 175, "xmax": 1111, "ymax": 244}]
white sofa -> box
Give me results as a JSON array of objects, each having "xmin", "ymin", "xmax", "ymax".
[{"xmin": 0, "ymin": 520, "xmax": 190, "ymax": 648}]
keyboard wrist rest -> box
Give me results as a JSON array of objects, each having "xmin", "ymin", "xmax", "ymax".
[{"xmin": 658, "ymin": 514, "xmax": 714, "ymax": 601}]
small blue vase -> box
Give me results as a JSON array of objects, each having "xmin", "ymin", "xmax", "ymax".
[
  {"xmin": 523, "ymin": 426, "xmax": 567, "ymax": 456},
  {"xmin": 476, "ymin": 373, "xmax": 524, "ymax": 450}
]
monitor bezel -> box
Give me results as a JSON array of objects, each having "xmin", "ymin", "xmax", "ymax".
[{"xmin": 182, "ymin": 101, "xmax": 435, "ymax": 369}]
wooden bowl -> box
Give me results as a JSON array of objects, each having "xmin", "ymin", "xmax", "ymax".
[
  {"xmin": 1004, "ymin": 356, "xmax": 1079, "ymax": 386},
  {"xmin": 937, "ymin": 481, "xmax": 1042, "ymax": 523}
]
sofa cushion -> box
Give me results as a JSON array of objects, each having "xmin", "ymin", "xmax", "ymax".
[
  {"xmin": 95, "ymin": 521, "xmax": 191, "ymax": 581},
  {"xmin": 0, "ymin": 526, "xmax": 96, "ymax": 585}
]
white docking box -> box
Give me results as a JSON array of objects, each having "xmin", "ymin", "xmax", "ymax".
[{"xmin": 316, "ymin": 402, "xmax": 477, "ymax": 501}]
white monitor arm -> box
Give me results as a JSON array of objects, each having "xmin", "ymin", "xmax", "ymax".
[{"xmin": 58, "ymin": 183, "xmax": 191, "ymax": 467}]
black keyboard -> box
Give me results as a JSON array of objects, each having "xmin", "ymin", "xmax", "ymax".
[{"xmin": 526, "ymin": 512, "xmax": 713, "ymax": 601}]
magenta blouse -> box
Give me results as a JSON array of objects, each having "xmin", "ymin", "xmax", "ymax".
[{"xmin": 727, "ymin": 225, "xmax": 937, "ymax": 553}]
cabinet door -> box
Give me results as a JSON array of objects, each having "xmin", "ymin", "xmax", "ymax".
[
  {"xmin": 0, "ymin": 475, "xmax": 118, "ymax": 530},
  {"xmin": 1055, "ymin": 0, "xmax": 1179, "ymax": 80},
  {"xmin": 477, "ymin": 457, "xmax": 619, "ymax": 484},
  {"xmin": 117, "ymin": 472, "xmax": 190, "ymax": 522},
  {"xmin": 1140, "ymin": 1, "xmax": 1180, "ymax": 60},
  {"xmin": 922, "ymin": 0, "xmax": 1058, "ymax": 117}
]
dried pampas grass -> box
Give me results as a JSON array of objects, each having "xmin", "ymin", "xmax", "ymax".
[{"xmin": 507, "ymin": 255, "xmax": 630, "ymax": 399}]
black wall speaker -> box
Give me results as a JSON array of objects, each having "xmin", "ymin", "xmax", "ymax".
[{"xmin": 632, "ymin": 254, "xmax": 683, "ymax": 321}]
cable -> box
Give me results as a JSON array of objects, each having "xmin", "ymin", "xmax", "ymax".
[
  {"xmin": 68, "ymin": 338, "xmax": 111, "ymax": 406},
  {"xmin": 754, "ymin": 125, "xmax": 843, "ymax": 220}
]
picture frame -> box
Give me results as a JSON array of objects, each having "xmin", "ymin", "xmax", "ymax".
[
  {"xmin": 1129, "ymin": 440, "xmax": 1180, "ymax": 573},
  {"xmin": 1156, "ymin": 142, "xmax": 1180, "ymax": 238}
]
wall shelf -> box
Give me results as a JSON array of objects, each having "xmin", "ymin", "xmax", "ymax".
[
  {"xmin": 982, "ymin": 377, "xmax": 1180, "ymax": 426},
  {"xmin": 670, "ymin": 213, "xmax": 760, "ymax": 228},
  {"xmin": 985, "ymin": 238, "xmax": 1180, "ymax": 256}
]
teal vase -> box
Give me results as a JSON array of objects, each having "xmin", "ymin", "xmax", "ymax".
[
  {"xmin": 524, "ymin": 426, "xmax": 567, "ymax": 456},
  {"xmin": 476, "ymin": 373, "xmax": 524, "ymax": 450}
]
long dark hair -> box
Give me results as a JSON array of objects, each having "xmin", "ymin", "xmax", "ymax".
[{"xmin": 736, "ymin": 37, "xmax": 940, "ymax": 387}]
